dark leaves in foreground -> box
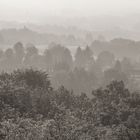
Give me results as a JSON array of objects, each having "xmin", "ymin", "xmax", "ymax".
[{"xmin": 0, "ymin": 69, "xmax": 140, "ymax": 139}]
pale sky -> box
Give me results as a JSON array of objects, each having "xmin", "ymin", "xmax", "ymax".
[{"xmin": 0, "ymin": 0, "xmax": 140, "ymax": 23}]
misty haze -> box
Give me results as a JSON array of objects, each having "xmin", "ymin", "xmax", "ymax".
[{"xmin": 0, "ymin": 0, "xmax": 140, "ymax": 140}]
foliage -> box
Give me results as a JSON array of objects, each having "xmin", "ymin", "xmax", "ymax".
[{"xmin": 0, "ymin": 69, "xmax": 140, "ymax": 140}]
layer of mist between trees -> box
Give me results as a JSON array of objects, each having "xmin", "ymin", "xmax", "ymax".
[
  {"xmin": 0, "ymin": 69, "xmax": 140, "ymax": 139},
  {"xmin": 1, "ymin": 27, "xmax": 140, "ymax": 61},
  {"xmin": 0, "ymin": 41, "xmax": 139, "ymax": 95}
]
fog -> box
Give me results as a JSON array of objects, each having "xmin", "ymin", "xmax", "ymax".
[
  {"xmin": 0, "ymin": 0, "xmax": 140, "ymax": 22},
  {"xmin": 1, "ymin": 1, "xmax": 140, "ymax": 138}
]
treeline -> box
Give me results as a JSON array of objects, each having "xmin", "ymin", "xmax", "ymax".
[
  {"xmin": 0, "ymin": 41, "xmax": 138, "ymax": 94},
  {"xmin": 0, "ymin": 69, "xmax": 140, "ymax": 139},
  {"xmin": 91, "ymin": 38, "xmax": 140, "ymax": 59},
  {"xmin": 0, "ymin": 27, "xmax": 88, "ymax": 46},
  {"xmin": 1, "ymin": 27, "xmax": 140, "ymax": 60},
  {"xmin": 0, "ymin": 41, "xmax": 136, "ymax": 94}
]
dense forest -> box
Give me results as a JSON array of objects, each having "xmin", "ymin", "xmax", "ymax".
[
  {"xmin": 0, "ymin": 69, "xmax": 140, "ymax": 139},
  {"xmin": 0, "ymin": 40, "xmax": 140, "ymax": 139}
]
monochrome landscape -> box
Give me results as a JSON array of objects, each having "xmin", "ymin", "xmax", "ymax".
[{"xmin": 0, "ymin": 0, "xmax": 140, "ymax": 139}]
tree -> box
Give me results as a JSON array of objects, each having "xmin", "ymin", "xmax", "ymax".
[
  {"xmin": 26, "ymin": 43, "xmax": 38, "ymax": 56},
  {"xmin": 75, "ymin": 47, "xmax": 83, "ymax": 68},
  {"xmin": 0, "ymin": 49, "xmax": 3, "ymax": 59},
  {"xmin": 97, "ymin": 51, "xmax": 115, "ymax": 70},
  {"xmin": 12, "ymin": 69, "xmax": 51, "ymax": 90},
  {"xmin": 92, "ymin": 81, "xmax": 130, "ymax": 126},
  {"xmin": 13, "ymin": 42, "xmax": 25, "ymax": 67},
  {"xmin": 24, "ymin": 43, "xmax": 38, "ymax": 66},
  {"xmin": 1, "ymin": 48, "xmax": 15, "ymax": 72},
  {"xmin": 114, "ymin": 60, "xmax": 122, "ymax": 72},
  {"xmin": 43, "ymin": 49, "xmax": 53, "ymax": 71},
  {"xmin": 83, "ymin": 46, "xmax": 94, "ymax": 69},
  {"xmin": 121, "ymin": 57, "xmax": 132, "ymax": 74},
  {"xmin": 63, "ymin": 48, "xmax": 73, "ymax": 69},
  {"xmin": 103, "ymin": 68, "xmax": 128, "ymax": 86},
  {"xmin": 0, "ymin": 33, "xmax": 4, "ymax": 44},
  {"xmin": 49, "ymin": 45, "xmax": 73, "ymax": 71}
]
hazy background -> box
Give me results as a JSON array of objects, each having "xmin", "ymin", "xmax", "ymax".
[
  {"xmin": 0, "ymin": 0, "xmax": 140, "ymax": 40},
  {"xmin": 0, "ymin": 0, "xmax": 140, "ymax": 29},
  {"xmin": 0, "ymin": 0, "xmax": 140, "ymax": 21},
  {"xmin": 0, "ymin": 0, "xmax": 138, "ymax": 60}
]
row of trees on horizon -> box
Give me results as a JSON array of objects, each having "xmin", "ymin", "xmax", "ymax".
[{"xmin": 0, "ymin": 41, "xmax": 138, "ymax": 94}]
